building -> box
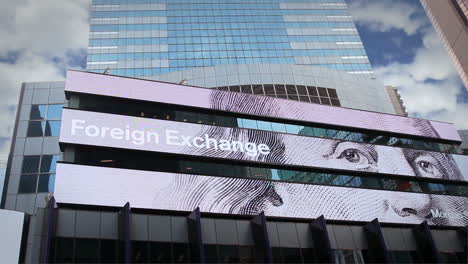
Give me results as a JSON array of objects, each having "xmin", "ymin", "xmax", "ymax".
[
  {"xmin": 421, "ymin": 0, "xmax": 468, "ymax": 89},
  {"xmin": 87, "ymin": 0, "xmax": 395, "ymax": 113},
  {"xmin": 2, "ymin": 70, "xmax": 467, "ymax": 263},
  {"xmin": 459, "ymin": 130, "xmax": 468, "ymax": 154},
  {"xmin": 385, "ymin": 86, "xmax": 408, "ymax": 117},
  {"xmin": 2, "ymin": 0, "xmax": 468, "ymax": 263}
]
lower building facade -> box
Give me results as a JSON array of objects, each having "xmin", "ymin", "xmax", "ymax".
[{"xmin": 2, "ymin": 70, "xmax": 468, "ymax": 263}]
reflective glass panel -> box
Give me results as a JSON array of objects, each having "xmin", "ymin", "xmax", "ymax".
[
  {"xmin": 44, "ymin": 121, "xmax": 61, "ymax": 136},
  {"xmin": 47, "ymin": 104, "xmax": 63, "ymax": 120},
  {"xmin": 150, "ymin": 242, "xmax": 171, "ymax": 263},
  {"xmin": 27, "ymin": 121, "xmax": 45, "ymax": 137},
  {"xmin": 30, "ymin": 105, "xmax": 47, "ymax": 120},
  {"xmin": 18, "ymin": 174, "xmax": 38, "ymax": 193},
  {"xmin": 40, "ymin": 155, "xmax": 59, "ymax": 173},
  {"xmin": 75, "ymin": 238, "xmax": 99, "ymax": 263},
  {"xmin": 38, "ymin": 174, "xmax": 55, "ymax": 193},
  {"xmin": 22, "ymin": 155, "xmax": 40, "ymax": 174}
]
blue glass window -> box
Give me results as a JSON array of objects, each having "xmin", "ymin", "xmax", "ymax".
[
  {"xmin": 30, "ymin": 105, "xmax": 47, "ymax": 120},
  {"xmin": 44, "ymin": 121, "xmax": 61, "ymax": 137},
  {"xmin": 38, "ymin": 174, "xmax": 55, "ymax": 193},
  {"xmin": 40, "ymin": 155, "xmax": 59, "ymax": 173},
  {"xmin": 47, "ymin": 104, "xmax": 63, "ymax": 120}
]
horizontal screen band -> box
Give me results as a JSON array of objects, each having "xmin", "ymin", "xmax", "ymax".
[
  {"xmin": 65, "ymin": 70, "xmax": 461, "ymax": 142},
  {"xmin": 54, "ymin": 163, "xmax": 468, "ymax": 227},
  {"xmin": 59, "ymin": 108, "xmax": 468, "ymax": 181}
]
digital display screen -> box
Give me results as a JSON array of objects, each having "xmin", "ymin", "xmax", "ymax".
[
  {"xmin": 60, "ymin": 109, "xmax": 468, "ymax": 181},
  {"xmin": 54, "ymin": 163, "xmax": 468, "ymax": 227},
  {"xmin": 65, "ymin": 70, "xmax": 461, "ymax": 142}
]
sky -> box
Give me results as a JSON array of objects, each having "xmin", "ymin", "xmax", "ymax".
[{"xmin": 0, "ymin": 0, "xmax": 467, "ymax": 165}]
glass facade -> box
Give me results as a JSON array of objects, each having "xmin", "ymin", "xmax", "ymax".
[
  {"xmin": 87, "ymin": 0, "xmax": 373, "ymax": 77},
  {"xmin": 2, "ymin": 81, "xmax": 66, "ymax": 214}
]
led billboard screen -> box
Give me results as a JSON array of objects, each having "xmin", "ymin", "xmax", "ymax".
[
  {"xmin": 54, "ymin": 163, "xmax": 468, "ymax": 227},
  {"xmin": 60, "ymin": 109, "xmax": 468, "ymax": 181},
  {"xmin": 65, "ymin": 70, "xmax": 460, "ymax": 142}
]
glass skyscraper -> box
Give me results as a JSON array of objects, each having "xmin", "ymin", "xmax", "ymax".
[
  {"xmin": 87, "ymin": 0, "xmax": 371, "ymax": 76},
  {"xmin": 87, "ymin": 0, "xmax": 395, "ymax": 113}
]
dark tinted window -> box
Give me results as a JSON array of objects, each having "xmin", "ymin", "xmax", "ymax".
[
  {"xmin": 173, "ymin": 243, "xmax": 190, "ymax": 263},
  {"xmin": 301, "ymin": 248, "xmax": 316, "ymax": 263},
  {"xmin": 205, "ymin": 245, "xmax": 219, "ymax": 263},
  {"xmin": 38, "ymin": 174, "xmax": 55, "ymax": 192},
  {"xmin": 275, "ymin": 84, "xmax": 286, "ymax": 94},
  {"xmin": 18, "ymin": 174, "xmax": 38, "ymax": 193},
  {"xmin": 54, "ymin": 237, "xmax": 74, "ymax": 263},
  {"xmin": 318, "ymin": 87, "xmax": 328, "ymax": 97},
  {"xmin": 328, "ymin": 88, "xmax": 338, "ymax": 98},
  {"xmin": 440, "ymin": 252, "xmax": 462, "ymax": 263},
  {"xmin": 390, "ymin": 251, "xmax": 414, "ymax": 263},
  {"xmin": 331, "ymin": 98, "xmax": 341, "ymax": 106},
  {"xmin": 239, "ymin": 246, "xmax": 255, "ymax": 263},
  {"xmin": 75, "ymin": 239, "xmax": 99, "ymax": 263},
  {"xmin": 307, "ymin": 86, "xmax": 318, "ymax": 96},
  {"xmin": 22, "ymin": 156, "xmax": 40, "ymax": 174},
  {"xmin": 252, "ymin": 85, "xmax": 264, "ymax": 94},
  {"xmin": 40, "ymin": 155, "xmax": 59, "ymax": 173},
  {"xmin": 241, "ymin": 85, "xmax": 252, "ymax": 94},
  {"xmin": 297, "ymin": 85, "xmax": 307, "ymax": 95},
  {"xmin": 229, "ymin": 86, "xmax": 240, "ymax": 92},
  {"xmin": 286, "ymin": 85, "xmax": 297, "ymax": 95},
  {"xmin": 27, "ymin": 121, "xmax": 44, "ymax": 137},
  {"xmin": 150, "ymin": 242, "xmax": 172, "ymax": 263},
  {"xmin": 263, "ymin": 84, "xmax": 274, "ymax": 94},
  {"xmin": 219, "ymin": 245, "xmax": 239, "ymax": 263},
  {"xmin": 282, "ymin": 248, "xmax": 302, "ymax": 263},
  {"xmin": 320, "ymin": 97, "xmax": 331, "ymax": 105},
  {"xmin": 30, "ymin": 105, "xmax": 47, "ymax": 120},
  {"xmin": 272, "ymin": 247, "xmax": 282, "ymax": 263},
  {"xmin": 310, "ymin": 96, "xmax": 320, "ymax": 104},
  {"xmin": 132, "ymin": 241, "xmax": 149, "ymax": 263},
  {"xmin": 100, "ymin": 240, "xmax": 117, "ymax": 263}
]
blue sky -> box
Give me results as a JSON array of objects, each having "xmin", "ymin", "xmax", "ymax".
[
  {"xmin": 0, "ymin": 0, "xmax": 467, "ymax": 162},
  {"xmin": 348, "ymin": 0, "xmax": 468, "ymax": 124}
]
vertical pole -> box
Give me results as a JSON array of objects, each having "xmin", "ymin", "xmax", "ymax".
[
  {"xmin": 43, "ymin": 197, "xmax": 56, "ymax": 263},
  {"xmin": 187, "ymin": 207, "xmax": 205, "ymax": 263},
  {"xmin": 251, "ymin": 211, "xmax": 272, "ymax": 263},
  {"xmin": 119, "ymin": 202, "xmax": 132, "ymax": 264},
  {"xmin": 413, "ymin": 221, "xmax": 441, "ymax": 263},
  {"xmin": 364, "ymin": 218, "xmax": 391, "ymax": 263},
  {"xmin": 310, "ymin": 215, "xmax": 334, "ymax": 263}
]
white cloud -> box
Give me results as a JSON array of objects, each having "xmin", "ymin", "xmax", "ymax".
[
  {"xmin": 0, "ymin": 0, "xmax": 90, "ymax": 57},
  {"xmin": 0, "ymin": 0, "xmax": 90, "ymax": 156},
  {"xmin": 0, "ymin": 139, "xmax": 10, "ymax": 159},
  {"xmin": 348, "ymin": 0, "xmax": 467, "ymax": 129},
  {"xmin": 349, "ymin": 0, "xmax": 427, "ymax": 35},
  {"xmin": 374, "ymin": 30, "xmax": 468, "ymax": 129}
]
